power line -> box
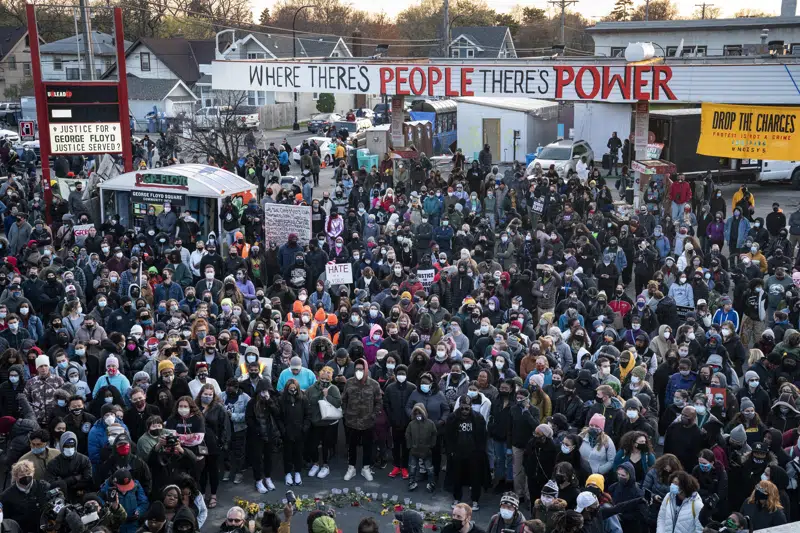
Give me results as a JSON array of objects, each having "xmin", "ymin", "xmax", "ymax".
[
  {"xmin": 547, "ymin": 0, "xmax": 579, "ymax": 45},
  {"xmin": 34, "ymin": 1, "xmax": 444, "ymax": 44},
  {"xmin": 695, "ymin": 2, "xmax": 714, "ymax": 19}
]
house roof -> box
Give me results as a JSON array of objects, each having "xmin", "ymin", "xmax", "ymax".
[
  {"xmin": 126, "ymin": 76, "xmax": 197, "ymax": 102},
  {"xmin": 588, "ymin": 16, "xmax": 800, "ymax": 33},
  {"xmin": 133, "ymin": 37, "xmax": 214, "ymax": 85},
  {"xmin": 40, "ymin": 31, "xmax": 130, "ymax": 56},
  {"xmin": 0, "ymin": 27, "xmax": 26, "ymax": 62},
  {"xmin": 249, "ymin": 32, "xmax": 347, "ymax": 58},
  {"xmin": 450, "ymin": 26, "xmax": 511, "ymax": 57},
  {"xmin": 455, "ymin": 97, "xmax": 559, "ymax": 116}
]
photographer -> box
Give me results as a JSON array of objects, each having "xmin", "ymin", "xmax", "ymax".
[
  {"xmin": 99, "ymin": 469, "xmax": 148, "ymax": 533},
  {"xmin": 0, "ymin": 459, "xmax": 53, "ymax": 533},
  {"xmin": 45, "ymin": 432, "xmax": 93, "ymax": 503},
  {"xmin": 146, "ymin": 432, "xmax": 197, "ymax": 498},
  {"xmin": 82, "ymin": 492, "xmax": 127, "ymax": 532}
]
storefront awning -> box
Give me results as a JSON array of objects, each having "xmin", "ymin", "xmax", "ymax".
[{"xmin": 98, "ymin": 164, "xmax": 255, "ymax": 198}]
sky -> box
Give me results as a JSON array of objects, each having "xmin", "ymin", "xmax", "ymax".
[{"xmin": 252, "ymin": 0, "xmax": 787, "ymax": 22}]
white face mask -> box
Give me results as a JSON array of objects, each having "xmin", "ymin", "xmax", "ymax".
[
  {"xmin": 63, "ymin": 447, "xmax": 76, "ymax": 457},
  {"xmin": 396, "ymin": 374, "xmax": 407, "ymax": 383},
  {"xmin": 355, "ymin": 370, "xmax": 364, "ymax": 380},
  {"xmin": 178, "ymin": 407, "xmax": 190, "ymax": 417},
  {"xmin": 663, "ymin": 331, "xmax": 671, "ymax": 339},
  {"xmin": 104, "ymin": 415, "xmax": 115, "ymax": 426}
]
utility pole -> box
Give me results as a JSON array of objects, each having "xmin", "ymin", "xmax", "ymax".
[
  {"xmin": 695, "ymin": 2, "xmax": 714, "ymax": 19},
  {"xmin": 645, "ymin": 0, "xmax": 650, "ymax": 20},
  {"xmin": 548, "ymin": 0, "xmax": 579, "ymax": 45},
  {"xmin": 443, "ymin": 0, "xmax": 449, "ymax": 57},
  {"xmin": 77, "ymin": 0, "xmax": 94, "ymax": 79}
]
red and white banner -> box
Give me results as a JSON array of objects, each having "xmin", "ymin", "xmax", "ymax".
[{"xmin": 211, "ymin": 60, "xmax": 800, "ymax": 104}]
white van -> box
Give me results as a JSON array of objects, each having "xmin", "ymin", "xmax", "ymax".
[{"xmin": 757, "ymin": 160, "xmax": 800, "ymax": 188}]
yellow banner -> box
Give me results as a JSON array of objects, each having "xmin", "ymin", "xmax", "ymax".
[{"xmin": 697, "ymin": 103, "xmax": 800, "ymax": 161}]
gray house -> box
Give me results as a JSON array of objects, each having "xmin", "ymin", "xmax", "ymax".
[{"xmin": 448, "ymin": 26, "xmax": 517, "ymax": 59}]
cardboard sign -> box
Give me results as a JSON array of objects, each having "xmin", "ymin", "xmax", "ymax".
[
  {"xmin": 417, "ymin": 269, "xmax": 435, "ymax": 289},
  {"xmin": 325, "ymin": 263, "xmax": 353, "ymax": 285},
  {"xmin": 73, "ymin": 224, "xmax": 94, "ymax": 246},
  {"xmin": 706, "ymin": 387, "xmax": 727, "ymax": 409},
  {"xmin": 49, "ymin": 122, "xmax": 122, "ymax": 154},
  {"xmin": 263, "ymin": 203, "xmax": 312, "ymax": 246}
]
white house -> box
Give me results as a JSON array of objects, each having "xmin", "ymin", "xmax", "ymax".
[
  {"xmin": 587, "ymin": 2, "xmax": 800, "ymax": 57},
  {"xmin": 455, "ymin": 97, "xmax": 558, "ymax": 163},
  {"xmin": 40, "ymin": 31, "xmax": 132, "ymax": 81},
  {"xmin": 126, "ymin": 76, "xmax": 198, "ymax": 125},
  {"xmin": 217, "ymin": 32, "xmax": 358, "ymax": 120},
  {"xmin": 0, "ymin": 27, "xmax": 35, "ymax": 97},
  {"xmin": 448, "ymin": 26, "xmax": 517, "ymax": 59}
]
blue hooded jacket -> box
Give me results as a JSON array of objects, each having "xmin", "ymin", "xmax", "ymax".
[{"xmin": 88, "ymin": 415, "xmax": 130, "ymax": 468}]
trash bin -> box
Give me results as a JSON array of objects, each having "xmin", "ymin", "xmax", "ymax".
[
  {"xmin": 625, "ymin": 187, "xmax": 634, "ymax": 205},
  {"xmin": 358, "ymin": 154, "xmax": 379, "ymax": 170},
  {"xmin": 148, "ymin": 118, "xmax": 156, "ymax": 133},
  {"xmin": 525, "ymin": 153, "xmax": 536, "ymax": 167}
]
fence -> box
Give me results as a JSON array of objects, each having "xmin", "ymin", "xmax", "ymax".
[{"xmin": 259, "ymin": 103, "xmax": 294, "ymax": 130}]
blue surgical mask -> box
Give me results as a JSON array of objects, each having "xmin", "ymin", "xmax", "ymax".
[
  {"xmin": 420, "ymin": 384, "xmax": 431, "ymax": 394},
  {"xmin": 699, "ymin": 462, "xmax": 712, "ymax": 472},
  {"xmin": 669, "ymin": 483, "xmax": 680, "ymax": 495},
  {"xmin": 31, "ymin": 446, "xmax": 46, "ymax": 455}
]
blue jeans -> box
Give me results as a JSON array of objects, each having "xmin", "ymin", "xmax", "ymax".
[
  {"xmin": 671, "ymin": 201, "xmax": 686, "ymax": 221},
  {"xmin": 490, "ymin": 439, "xmax": 512, "ymax": 481}
]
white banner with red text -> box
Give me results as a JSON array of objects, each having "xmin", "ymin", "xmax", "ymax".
[{"xmin": 211, "ymin": 60, "xmax": 800, "ymax": 104}]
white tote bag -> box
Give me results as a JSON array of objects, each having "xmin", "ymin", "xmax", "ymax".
[{"xmin": 318, "ymin": 398, "xmax": 343, "ymax": 421}]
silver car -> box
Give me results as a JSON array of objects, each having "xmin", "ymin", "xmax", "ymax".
[{"xmin": 527, "ymin": 139, "xmax": 594, "ymax": 178}]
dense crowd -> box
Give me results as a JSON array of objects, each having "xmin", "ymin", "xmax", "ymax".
[{"xmin": 1, "ymin": 135, "xmax": 800, "ymax": 533}]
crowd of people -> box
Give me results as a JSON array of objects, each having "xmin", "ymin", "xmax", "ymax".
[{"xmin": 1, "ymin": 134, "xmax": 800, "ymax": 533}]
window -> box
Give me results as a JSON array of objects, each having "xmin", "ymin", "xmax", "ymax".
[
  {"xmin": 330, "ymin": 52, "xmax": 340, "ymax": 58},
  {"xmin": 247, "ymin": 52, "xmax": 266, "ymax": 59},
  {"xmin": 610, "ymin": 46, "xmax": 626, "ymax": 57},
  {"xmin": 23, "ymin": 63, "xmax": 30, "ymax": 76},
  {"xmin": 312, "ymin": 92, "xmax": 319, "ymax": 100},
  {"xmin": 791, "ymin": 43, "xmax": 800, "ymax": 55},
  {"xmin": 450, "ymin": 49, "xmax": 460, "ymax": 58},
  {"xmin": 247, "ymin": 90, "xmax": 266, "ymax": 106},
  {"xmin": 24, "ymin": 35, "xmax": 29, "ymax": 47},
  {"xmin": 140, "ymin": 52, "xmax": 150, "ymax": 71},
  {"xmin": 8, "ymin": 56, "xmax": 16, "ymax": 70},
  {"xmin": 66, "ymin": 68, "xmax": 79, "ymax": 80},
  {"xmin": 466, "ymin": 49, "xmax": 474, "ymax": 58},
  {"xmin": 723, "ymin": 45, "xmax": 743, "ymax": 56},
  {"xmin": 53, "ymin": 57, "xmax": 62, "ymax": 70},
  {"xmin": 666, "ymin": 45, "xmax": 705, "ymax": 57},
  {"xmin": 572, "ymin": 144, "xmax": 586, "ymax": 158}
]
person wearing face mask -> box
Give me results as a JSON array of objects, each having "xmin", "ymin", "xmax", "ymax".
[
  {"xmin": 43, "ymin": 430, "xmax": 93, "ymax": 501},
  {"xmin": 146, "ymin": 360, "xmax": 191, "ymax": 407},
  {"xmin": 725, "ymin": 207, "xmax": 752, "ymax": 260},
  {"xmin": 87, "ymin": 403, "xmax": 131, "ymax": 469},
  {"xmin": 740, "ymin": 480, "xmax": 788, "ymax": 530},
  {"xmin": 444, "ymin": 394, "xmax": 487, "ymax": 510},
  {"xmin": 304, "ymin": 366, "xmax": 341, "ymax": 481},
  {"xmin": 654, "ymin": 471, "xmax": 704, "ymax": 533},
  {"xmin": 340, "ymin": 359, "xmax": 381, "ymax": 481},
  {"xmin": 18, "ymin": 428, "xmax": 60, "ymax": 480},
  {"xmin": 381, "ymin": 363, "xmax": 417, "ymax": 480},
  {"xmin": 92, "ymin": 356, "xmax": 131, "ymax": 401},
  {"xmin": 486, "ymin": 492, "xmax": 525, "ymax": 533},
  {"xmin": 275, "ymin": 378, "xmax": 310, "ymax": 488},
  {"xmin": 1, "ymin": 459, "xmax": 54, "ymax": 533},
  {"xmin": 24, "ymin": 354, "xmax": 64, "ymax": 426}
]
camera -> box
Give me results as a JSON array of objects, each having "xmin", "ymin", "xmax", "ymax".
[{"xmin": 165, "ymin": 434, "xmax": 180, "ymax": 449}]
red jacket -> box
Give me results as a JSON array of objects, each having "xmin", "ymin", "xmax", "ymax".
[{"xmin": 669, "ymin": 181, "xmax": 692, "ymax": 204}]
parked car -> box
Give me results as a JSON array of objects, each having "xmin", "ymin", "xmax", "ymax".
[
  {"xmin": 308, "ymin": 113, "xmax": 342, "ymax": 133},
  {"xmin": 334, "ymin": 118, "xmax": 372, "ymax": 137},
  {"xmin": 526, "ymin": 139, "xmax": 594, "ymax": 178},
  {"xmin": 235, "ymin": 105, "xmax": 260, "ymax": 129},
  {"xmin": 757, "ymin": 159, "xmax": 800, "ymax": 188},
  {"xmin": 0, "ymin": 102, "xmax": 21, "ymax": 125},
  {"xmin": 293, "ymin": 136, "xmax": 353, "ymax": 165},
  {"xmin": 0, "ymin": 128, "xmax": 20, "ymax": 144},
  {"xmin": 372, "ymin": 103, "xmax": 390, "ymax": 124}
]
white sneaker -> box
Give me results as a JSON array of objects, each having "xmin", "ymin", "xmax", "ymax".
[
  {"xmin": 285, "ymin": 473, "xmax": 294, "ymax": 486},
  {"xmin": 265, "ymin": 478, "xmax": 275, "ymax": 491},
  {"xmin": 344, "ymin": 465, "xmax": 357, "ymax": 480},
  {"xmin": 318, "ymin": 465, "xmax": 330, "ymax": 478},
  {"xmin": 308, "ymin": 465, "xmax": 320, "ymax": 477},
  {"xmin": 361, "ymin": 466, "xmax": 374, "ymax": 481},
  {"xmin": 255, "ymin": 480, "xmax": 267, "ymax": 494},
  {"xmin": 294, "ymin": 472, "xmax": 302, "ymax": 485}
]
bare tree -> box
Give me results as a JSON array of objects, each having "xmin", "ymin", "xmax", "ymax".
[{"xmin": 182, "ymin": 91, "xmax": 252, "ymax": 170}]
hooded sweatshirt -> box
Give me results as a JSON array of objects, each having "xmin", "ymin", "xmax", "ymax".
[
  {"xmin": 341, "ymin": 358, "xmax": 382, "ymax": 430},
  {"xmin": 405, "ymin": 403, "xmax": 437, "ymax": 456},
  {"xmin": 44, "ymin": 431, "xmax": 93, "ymax": 493}
]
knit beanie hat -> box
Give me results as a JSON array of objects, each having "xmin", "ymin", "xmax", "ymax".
[
  {"xmin": 536, "ymin": 424, "xmax": 553, "ymax": 438},
  {"xmin": 542, "ymin": 479, "xmax": 559, "ymax": 497}
]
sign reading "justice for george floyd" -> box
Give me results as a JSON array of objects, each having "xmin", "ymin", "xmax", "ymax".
[{"xmin": 211, "ymin": 60, "xmax": 800, "ymax": 104}]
